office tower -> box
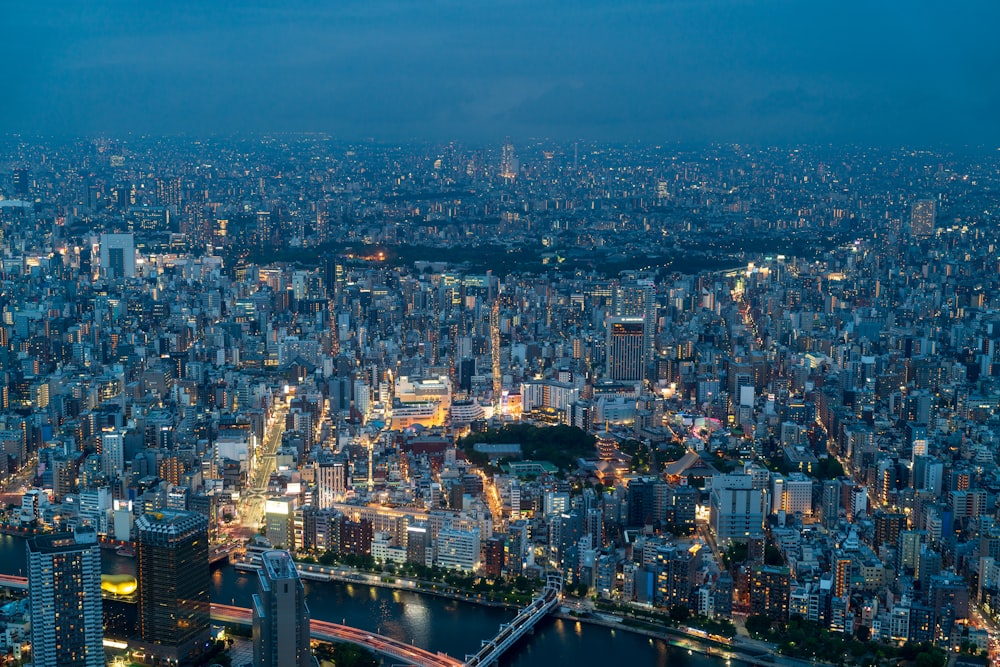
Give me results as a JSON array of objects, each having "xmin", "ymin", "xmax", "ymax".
[
  {"xmin": 821, "ymin": 479, "xmax": 842, "ymax": 529},
  {"xmin": 101, "ymin": 429, "xmax": 125, "ymax": 478},
  {"xmin": 265, "ymin": 497, "xmax": 296, "ymax": 549},
  {"xmin": 606, "ymin": 317, "xmax": 646, "ymax": 381},
  {"xmin": 910, "ymin": 199, "xmax": 936, "ymax": 237},
  {"xmin": 614, "ymin": 278, "xmax": 656, "ymax": 357},
  {"xmin": 99, "ymin": 233, "xmax": 136, "ymax": 278},
  {"xmin": 252, "ymin": 550, "xmax": 311, "ymax": 667},
  {"xmin": 27, "ymin": 527, "xmax": 103, "ymax": 667},
  {"xmin": 135, "ymin": 510, "xmax": 211, "ymax": 664}
]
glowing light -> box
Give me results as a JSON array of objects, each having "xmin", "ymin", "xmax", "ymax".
[{"xmin": 101, "ymin": 574, "xmax": 137, "ymax": 596}]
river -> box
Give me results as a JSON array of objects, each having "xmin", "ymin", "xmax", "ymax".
[{"xmin": 0, "ymin": 533, "xmax": 733, "ymax": 667}]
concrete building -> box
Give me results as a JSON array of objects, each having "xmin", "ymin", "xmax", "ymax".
[
  {"xmin": 27, "ymin": 527, "xmax": 103, "ymax": 667},
  {"xmin": 252, "ymin": 550, "xmax": 311, "ymax": 667}
]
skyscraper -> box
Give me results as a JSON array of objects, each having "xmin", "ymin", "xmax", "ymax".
[
  {"xmin": 614, "ymin": 278, "xmax": 656, "ymax": 357},
  {"xmin": 252, "ymin": 550, "xmax": 311, "ymax": 667},
  {"xmin": 606, "ymin": 317, "xmax": 646, "ymax": 381},
  {"xmin": 910, "ymin": 199, "xmax": 936, "ymax": 237},
  {"xmin": 101, "ymin": 428, "xmax": 125, "ymax": 478},
  {"xmin": 27, "ymin": 527, "xmax": 103, "ymax": 667},
  {"xmin": 499, "ymin": 139, "xmax": 518, "ymax": 180},
  {"xmin": 135, "ymin": 510, "xmax": 211, "ymax": 664}
]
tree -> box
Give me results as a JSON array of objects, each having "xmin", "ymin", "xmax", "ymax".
[
  {"xmin": 764, "ymin": 544, "xmax": 784, "ymax": 566},
  {"xmin": 854, "ymin": 625, "xmax": 870, "ymax": 642},
  {"xmin": 669, "ymin": 605, "xmax": 691, "ymax": 623},
  {"xmin": 722, "ymin": 542, "xmax": 748, "ymax": 568},
  {"xmin": 745, "ymin": 614, "xmax": 772, "ymax": 637}
]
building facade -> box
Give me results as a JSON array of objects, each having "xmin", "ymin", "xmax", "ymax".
[
  {"xmin": 135, "ymin": 510, "xmax": 211, "ymax": 665},
  {"xmin": 252, "ymin": 550, "xmax": 311, "ymax": 667},
  {"xmin": 27, "ymin": 527, "xmax": 103, "ymax": 667}
]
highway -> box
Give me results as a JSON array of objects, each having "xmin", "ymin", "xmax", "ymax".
[{"xmin": 210, "ymin": 603, "xmax": 463, "ymax": 667}]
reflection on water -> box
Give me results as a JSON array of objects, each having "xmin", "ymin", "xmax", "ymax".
[{"xmin": 0, "ymin": 535, "xmax": 734, "ymax": 667}]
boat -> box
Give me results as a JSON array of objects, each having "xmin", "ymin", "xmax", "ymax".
[
  {"xmin": 116, "ymin": 545, "xmax": 136, "ymax": 558},
  {"xmin": 233, "ymin": 540, "xmax": 272, "ymax": 572}
]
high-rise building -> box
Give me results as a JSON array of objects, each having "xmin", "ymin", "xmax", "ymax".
[
  {"xmin": 101, "ymin": 429, "xmax": 125, "ymax": 478},
  {"xmin": 316, "ymin": 460, "xmax": 346, "ymax": 509},
  {"xmin": 750, "ymin": 564, "xmax": 791, "ymax": 622},
  {"xmin": 499, "ymin": 140, "xmax": 518, "ymax": 180},
  {"xmin": 910, "ymin": 199, "xmax": 936, "ymax": 237},
  {"xmin": 135, "ymin": 509, "xmax": 211, "ymax": 664},
  {"xmin": 99, "ymin": 233, "xmax": 136, "ymax": 278},
  {"xmin": 821, "ymin": 479, "xmax": 842, "ymax": 529},
  {"xmin": 709, "ymin": 473, "xmax": 767, "ymax": 543},
  {"xmin": 606, "ymin": 317, "xmax": 646, "ymax": 381},
  {"xmin": 27, "ymin": 527, "xmax": 103, "ymax": 667},
  {"xmin": 252, "ymin": 550, "xmax": 311, "ymax": 667},
  {"xmin": 614, "ymin": 278, "xmax": 656, "ymax": 357},
  {"xmin": 655, "ymin": 544, "xmax": 699, "ymax": 610}
]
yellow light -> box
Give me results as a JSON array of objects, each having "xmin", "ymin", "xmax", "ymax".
[{"xmin": 100, "ymin": 574, "xmax": 137, "ymax": 596}]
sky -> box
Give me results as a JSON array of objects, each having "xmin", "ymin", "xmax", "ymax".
[{"xmin": 2, "ymin": 0, "xmax": 998, "ymax": 145}]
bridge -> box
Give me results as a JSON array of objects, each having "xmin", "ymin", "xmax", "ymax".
[
  {"xmin": 210, "ymin": 603, "xmax": 462, "ymax": 667},
  {"xmin": 0, "ymin": 570, "xmax": 563, "ymax": 667},
  {"xmin": 465, "ymin": 573, "xmax": 562, "ymax": 667}
]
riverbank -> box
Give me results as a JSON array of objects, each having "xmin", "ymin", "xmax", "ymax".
[
  {"xmin": 297, "ymin": 560, "xmax": 803, "ymax": 667},
  {"xmin": 292, "ymin": 562, "xmax": 521, "ymax": 610},
  {"xmin": 557, "ymin": 612, "xmax": 840, "ymax": 667}
]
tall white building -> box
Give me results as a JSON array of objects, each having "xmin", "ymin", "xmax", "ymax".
[
  {"xmin": 27, "ymin": 527, "xmax": 103, "ymax": 667},
  {"xmin": 435, "ymin": 527, "xmax": 481, "ymax": 571},
  {"xmin": 101, "ymin": 429, "xmax": 125, "ymax": 477},
  {"xmin": 709, "ymin": 473, "xmax": 768, "ymax": 543}
]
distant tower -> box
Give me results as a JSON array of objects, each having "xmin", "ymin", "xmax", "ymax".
[
  {"xmin": 910, "ymin": 199, "xmax": 936, "ymax": 237},
  {"xmin": 491, "ymin": 299, "xmax": 502, "ymax": 401},
  {"xmin": 252, "ymin": 550, "xmax": 311, "ymax": 667},
  {"xmin": 27, "ymin": 527, "xmax": 103, "ymax": 667},
  {"xmin": 135, "ymin": 510, "xmax": 211, "ymax": 664},
  {"xmin": 606, "ymin": 317, "xmax": 646, "ymax": 381},
  {"xmin": 500, "ymin": 139, "xmax": 518, "ymax": 180}
]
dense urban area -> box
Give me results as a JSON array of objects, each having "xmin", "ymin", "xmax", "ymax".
[{"xmin": 1, "ymin": 136, "xmax": 1000, "ymax": 667}]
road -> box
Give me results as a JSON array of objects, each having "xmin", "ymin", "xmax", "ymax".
[
  {"xmin": 210, "ymin": 603, "xmax": 463, "ymax": 667},
  {"xmin": 238, "ymin": 399, "xmax": 290, "ymax": 535}
]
